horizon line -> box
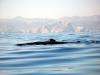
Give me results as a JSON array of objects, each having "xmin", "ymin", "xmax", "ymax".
[{"xmin": 0, "ymin": 15, "xmax": 100, "ymax": 19}]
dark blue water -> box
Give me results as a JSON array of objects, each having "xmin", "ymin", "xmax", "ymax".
[{"xmin": 0, "ymin": 32, "xmax": 100, "ymax": 75}]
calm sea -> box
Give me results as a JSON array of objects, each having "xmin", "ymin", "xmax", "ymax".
[{"xmin": 0, "ymin": 32, "xmax": 100, "ymax": 75}]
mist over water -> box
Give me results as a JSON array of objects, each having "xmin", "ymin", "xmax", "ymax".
[{"xmin": 0, "ymin": 32, "xmax": 100, "ymax": 75}]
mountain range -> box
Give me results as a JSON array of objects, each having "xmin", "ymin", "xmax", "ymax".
[{"xmin": 0, "ymin": 15, "xmax": 100, "ymax": 33}]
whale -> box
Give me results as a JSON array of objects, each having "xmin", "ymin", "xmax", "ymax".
[
  {"xmin": 16, "ymin": 39, "xmax": 100, "ymax": 46},
  {"xmin": 16, "ymin": 39, "xmax": 81, "ymax": 46}
]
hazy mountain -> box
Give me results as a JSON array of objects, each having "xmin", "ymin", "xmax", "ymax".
[{"xmin": 0, "ymin": 15, "xmax": 100, "ymax": 33}]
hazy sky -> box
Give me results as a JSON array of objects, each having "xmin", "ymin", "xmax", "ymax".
[{"xmin": 0, "ymin": 0, "xmax": 100, "ymax": 18}]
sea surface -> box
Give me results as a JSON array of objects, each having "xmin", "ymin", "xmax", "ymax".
[{"xmin": 0, "ymin": 32, "xmax": 100, "ymax": 75}]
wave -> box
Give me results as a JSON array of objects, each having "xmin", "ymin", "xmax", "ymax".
[{"xmin": 0, "ymin": 32, "xmax": 100, "ymax": 75}]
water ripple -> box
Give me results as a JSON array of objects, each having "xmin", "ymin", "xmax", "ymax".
[{"xmin": 0, "ymin": 32, "xmax": 100, "ymax": 75}]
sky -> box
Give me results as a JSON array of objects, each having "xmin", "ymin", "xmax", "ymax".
[{"xmin": 0, "ymin": 0, "xmax": 100, "ymax": 19}]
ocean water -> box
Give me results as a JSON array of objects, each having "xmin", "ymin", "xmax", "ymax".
[{"xmin": 0, "ymin": 32, "xmax": 100, "ymax": 75}]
